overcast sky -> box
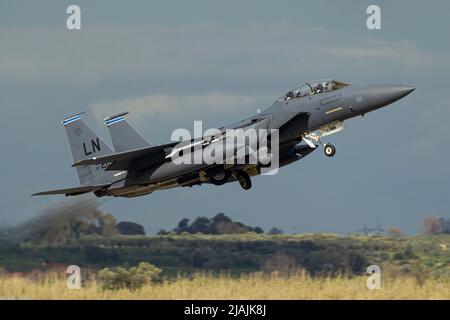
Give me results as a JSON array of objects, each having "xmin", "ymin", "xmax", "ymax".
[{"xmin": 1, "ymin": 0, "xmax": 449, "ymax": 234}]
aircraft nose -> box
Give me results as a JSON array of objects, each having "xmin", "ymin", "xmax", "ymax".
[{"xmin": 366, "ymin": 85, "xmax": 415, "ymax": 108}]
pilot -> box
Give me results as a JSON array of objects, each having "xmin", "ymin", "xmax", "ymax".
[
  {"xmin": 316, "ymin": 83, "xmax": 324, "ymax": 93},
  {"xmin": 285, "ymin": 91, "xmax": 294, "ymax": 100}
]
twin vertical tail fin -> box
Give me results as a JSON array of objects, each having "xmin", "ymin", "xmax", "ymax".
[
  {"xmin": 32, "ymin": 112, "xmax": 149, "ymax": 196},
  {"xmin": 104, "ymin": 112, "xmax": 151, "ymax": 152},
  {"xmin": 62, "ymin": 113, "xmax": 116, "ymax": 186}
]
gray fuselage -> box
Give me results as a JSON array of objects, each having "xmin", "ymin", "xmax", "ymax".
[{"xmin": 108, "ymin": 83, "xmax": 414, "ymax": 197}]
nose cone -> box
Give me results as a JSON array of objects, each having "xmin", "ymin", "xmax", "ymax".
[{"xmin": 365, "ymin": 85, "xmax": 415, "ymax": 109}]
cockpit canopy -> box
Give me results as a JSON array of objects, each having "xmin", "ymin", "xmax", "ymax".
[{"xmin": 281, "ymin": 80, "xmax": 349, "ymax": 102}]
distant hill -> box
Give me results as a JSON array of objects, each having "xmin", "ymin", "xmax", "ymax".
[{"xmin": 0, "ymin": 233, "xmax": 448, "ymax": 279}]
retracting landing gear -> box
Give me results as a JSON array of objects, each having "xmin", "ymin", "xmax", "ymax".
[
  {"xmin": 303, "ymin": 121, "xmax": 343, "ymax": 158},
  {"xmin": 302, "ymin": 133, "xmax": 337, "ymax": 158},
  {"xmin": 323, "ymin": 143, "xmax": 336, "ymax": 157},
  {"xmin": 234, "ymin": 170, "xmax": 252, "ymax": 190}
]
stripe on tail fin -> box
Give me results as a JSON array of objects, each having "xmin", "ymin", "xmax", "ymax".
[
  {"xmin": 104, "ymin": 112, "xmax": 151, "ymax": 152},
  {"xmin": 62, "ymin": 113, "xmax": 117, "ymax": 185}
]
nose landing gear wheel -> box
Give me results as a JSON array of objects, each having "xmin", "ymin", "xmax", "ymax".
[
  {"xmin": 324, "ymin": 143, "xmax": 336, "ymax": 157},
  {"xmin": 235, "ymin": 171, "xmax": 252, "ymax": 190}
]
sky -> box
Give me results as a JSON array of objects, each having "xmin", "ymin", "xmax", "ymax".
[{"xmin": 0, "ymin": 0, "xmax": 449, "ymax": 235}]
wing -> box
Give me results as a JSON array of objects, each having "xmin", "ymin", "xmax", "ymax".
[
  {"xmin": 227, "ymin": 115, "xmax": 271, "ymax": 129},
  {"xmin": 73, "ymin": 112, "xmax": 305, "ymax": 172},
  {"xmin": 74, "ymin": 133, "xmax": 235, "ymax": 171},
  {"xmin": 31, "ymin": 184, "xmax": 110, "ymax": 196},
  {"xmin": 72, "ymin": 142, "xmax": 178, "ymax": 171}
]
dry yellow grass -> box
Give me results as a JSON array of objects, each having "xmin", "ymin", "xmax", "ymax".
[{"xmin": 0, "ymin": 272, "xmax": 448, "ymax": 300}]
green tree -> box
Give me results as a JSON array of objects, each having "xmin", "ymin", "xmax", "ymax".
[
  {"xmin": 99, "ymin": 262, "xmax": 162, "ymax": 290},
  {"xmin": 348, "ymin": 252, "xmax": 368, "ymax": 274},
  {"xmin": 189, "ymin": 217, "xmax": 210, "ymax": 234},
  {"xmin": 175, "ymin": 218, "xmax": 190, "ymax": 233}
]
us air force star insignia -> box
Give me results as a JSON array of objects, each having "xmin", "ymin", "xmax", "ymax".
[{"xmin": 74, "ymin": 127, "xmax": 82, "ymax": 136}]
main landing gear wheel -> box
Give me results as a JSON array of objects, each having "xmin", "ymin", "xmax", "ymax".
[
  {"xmin": 209, "ymin": 170, "xmax": 230, "ymax": 185},
  {"xmin": 235, "ymin": 170, "xmax": 252, "ymax": 190},
  {"xmin": 324, "ymin": 143, "xmax": 336, "ymax": 157}
]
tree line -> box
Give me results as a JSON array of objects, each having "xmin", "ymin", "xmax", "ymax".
[{"xmin": 157, "ymin": 212, "xmax": 283, "ymax": 236}]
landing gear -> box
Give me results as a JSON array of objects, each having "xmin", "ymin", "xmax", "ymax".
[
  {"xmin": 302, "ymin": 134, "xmax": 336, "ymax": 158},
  {"xmin": 323, "ymin": 143, "xmax": 336, "ymax": 157},
  {"xmin": 208, "ymin": 169, "xmax": 230, "ymax": 185},
  {"xmin": 235, "ymin": 170, "xmax": 252, "ymax": 190},
  {"xmin": 303, "ymin": 121, "xmax": 343, "ymax": 158}
]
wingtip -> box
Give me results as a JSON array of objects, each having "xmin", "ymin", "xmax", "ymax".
[
  {"xmin": 72, "ymin": 161, "xmax": 80, "ymax": 167},
  {"xmin": 31, "ymin": 191, "xmax": 47, "ymax": 196}
]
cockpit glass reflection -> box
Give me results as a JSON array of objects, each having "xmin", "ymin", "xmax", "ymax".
[{"xmin": 280, "ymin": 80, "xmax": 349, "ymax": 102}]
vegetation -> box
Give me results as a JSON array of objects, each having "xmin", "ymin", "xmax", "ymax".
[
  {"xmin": 0, "ymin": 270, "xmax": 448, "ymax": 300},
  {"xmin": 0, "ymin": 233, "xmax": 448, "ymax": 280},
  {"xmin": 158, "ymin": 213, "xmax": 265, "ymax": 235},
  {"xmin": 421, "ymin": 216, "xmax": 450, "ymax": 235},
  {"xmin": 0, "ymin": 211, "xmax": 448, "ymax": 299},
  {"xmin": 0, "ymin": 204, "xmax": 146, "ymax": 247},
  {"xmin": 98, "ymin": 262, "xmax": 162, "ymax": 290}
]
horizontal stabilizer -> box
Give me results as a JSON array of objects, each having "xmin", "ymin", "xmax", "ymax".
[
  {"xmin": 72, "ymin": 142, "xmax": 178, "ymax": 171},
  {"xmin": 31, "ymin": 184, "xmax": 109, "ymax": 196}
]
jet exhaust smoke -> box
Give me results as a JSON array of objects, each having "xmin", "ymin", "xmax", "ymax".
[{"xmin": 0, "ymin": 195, "xmax": 107, "ymax": 245}]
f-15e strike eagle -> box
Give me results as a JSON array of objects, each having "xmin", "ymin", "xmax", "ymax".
[{"xmin": 33, "ymin": 80, "xmax": 414, "ymax": 198}]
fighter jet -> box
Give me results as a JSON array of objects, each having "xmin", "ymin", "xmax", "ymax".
[{"xmin": 32, "ymin": 80, "xmax": 414, "ymax": 197}]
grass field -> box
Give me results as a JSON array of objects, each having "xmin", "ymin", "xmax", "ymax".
[
  {"xmin": 1, "ymin": 233, "xmax": 448, "ymax": 299},
  {"xmin": 0, "ymin": 271, "xmax": 448, "ymax": 300}
]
